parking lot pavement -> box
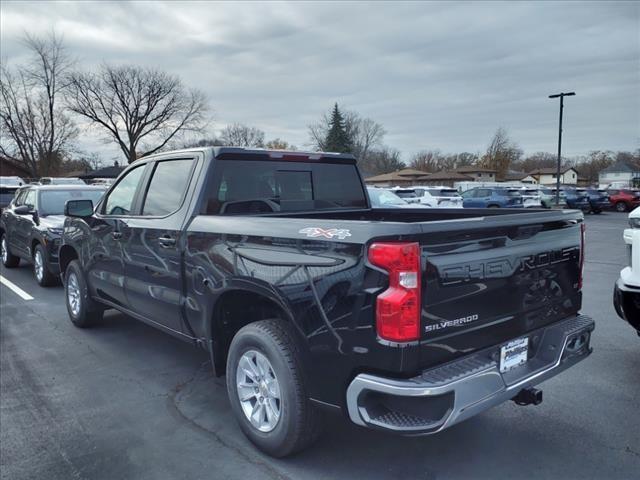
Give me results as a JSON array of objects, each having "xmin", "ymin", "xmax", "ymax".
[{"xmin": 1, "ymin": 211, "xmax": 638, "ymax": 480}]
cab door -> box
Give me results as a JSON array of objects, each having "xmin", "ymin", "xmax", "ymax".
[
  {"xmin": 462, "ymin": 188, "xmax": 480, "ymax": 208},
  {"xmin": 87, "ymin": 163, "xmax": 148, "ymax": 307},
  {"xmin": 122, "ymin": 156, "xmax": 199, "ymax": 334},
  {"xmin": 13, "ymin": 189, "xmax": 37, "ymax": 258}
]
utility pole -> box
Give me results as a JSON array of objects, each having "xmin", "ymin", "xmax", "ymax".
[{"xmin": 548, "ymin": 92, "xmax": 575, "ymax": 206}]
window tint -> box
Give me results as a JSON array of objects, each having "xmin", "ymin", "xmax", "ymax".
[
  {"xmin": 206, "ymin": 160, "xmax": 366, "ymax": 214},
  {"xmin": 104, "ymin": 165, "xmax": 146, "ymax": 216},
  {"xmin": 142, "ymin": 159, "xmax": 194, "ymax": 216},
  {"xmin": 477, "ymin": 189, "xmax": 491, "ymax": 197}
]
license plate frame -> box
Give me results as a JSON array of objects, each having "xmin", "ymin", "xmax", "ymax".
[{"xmin": 500, "ymin": 337, "xmax": 529, "ymax": 373}]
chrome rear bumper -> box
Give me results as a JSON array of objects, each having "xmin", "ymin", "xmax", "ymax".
[{"xmin": 346, "ymin": 315, "xmax": 594, "ymax": 434}]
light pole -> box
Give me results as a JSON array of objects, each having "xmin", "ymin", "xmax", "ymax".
[{"xmin": 549, "ymin": 92, "xmax": 575, "ymax": 206}]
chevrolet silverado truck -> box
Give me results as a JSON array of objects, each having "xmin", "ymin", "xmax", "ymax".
[
  {"xmin": 59, "ymin": 147, "xmax": 594, "ymax": 457},
  {"xmin": 614, "ymin": 207, "xmax": 640, "ymax": 334}
]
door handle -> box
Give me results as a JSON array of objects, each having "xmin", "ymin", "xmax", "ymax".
[
  {"xmin": 158, "ymin": 236, "xmax": 176, "ymax": 248},
  {"xmin": 111, "ymin": 231, "xmax": 123, "ymax": 240}
]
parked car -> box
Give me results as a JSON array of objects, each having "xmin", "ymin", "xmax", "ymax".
[
  {"xmin": 614, "ymin": 207, "xmax": 640, "ymax": 335},
  {"xmin": 0, "ymin": 185, "xmax": 106, "ymax": 286},
  {"xmin": 607, "ymin": 188, "xmax": 640, "ymax": 213},
  {"xmin": 461, "ymin": 187, "xmax": 524, "ymax": 208},
  {"xmin": 518, "ymin": 188, "xmax": 543, "ymax": 208},
  {"xmin": 584, "ymin": 188, "xmax": 610, "ymax": 214},
  {"xmin": 367, "ymin": 187, "xmax": 414, "ymax": 208},
  {"xmin": 539, "ymin": 187, "xmax": 567, "ymax": 208},
  {"xmin": 39, "ymin": 177, "xmax": 86, "ymax": 185},
  {"xmin": 59, "ymin": 147, "xmax": 593, "ymax": 457},
  {"xmin": 0, "ymin": 176, "xmax": 26, "ymax": 186},
  {"xmin": 399, "ymin": 186, "xmax": 463, "ymax": 208},
  {"xmin": 561, "ymin": 188, "xmax": 591, "ymax": 212},
  {"xmin": 389, "ymin": 187, "xmax": 421, "ymax": 204},
  {"xmin": 0, "ymin": 185, "xmax": 21, "ymax": 212}
]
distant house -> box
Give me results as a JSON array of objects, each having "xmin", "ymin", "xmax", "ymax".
[
  {"xmin": 454, "ymin": 166, "xmax": 496, "ymax": 181},
  {"xmin": 599, "ymin": 161, "xmax": 640, "ymax": 187},
  {"xmin": 365, "ymin": 168, "xmax": 430, "ymax": 187},
  {"xmin": 416, "ymin": 171, "xmax": 474, "ymax": 187},
  {"xmin": 503, "ymin": 171, "xmax": 537, "ymax": 184},
  {"xmin": 528, "ymin": 167, "xmax": 578, "ymax": 186},
  {"xmin": 78, "ymin": 163, "xmax": 125, "ymax": 180}
]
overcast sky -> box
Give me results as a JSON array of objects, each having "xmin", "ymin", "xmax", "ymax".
[{"xmin": 1, "ymin": 0, "xmax": 638, "ymax": 164}]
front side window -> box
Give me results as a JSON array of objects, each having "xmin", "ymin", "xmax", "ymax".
[
  {"xmin": 39, "ymin": 189, "xmax": 105, "ymax": 216},
  {"xmin": 104, "ymin": 165, "xmax": 146, "ymax": 216},
  {"xmin": 142, "ymin": 159, "xmax": 194, "ymax": 216},
  {"xmin": 461, "ymin": 189, "xmax": 476, "ymax": 198},
  {"xmin": 23, "ymin": 190, "xmax": 36, "ymax": 208}
]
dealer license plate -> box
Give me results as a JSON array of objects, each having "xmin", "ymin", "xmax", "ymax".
[{"xmin": 500, "ymin": 337, "xmax": 529, "ymax": 373}]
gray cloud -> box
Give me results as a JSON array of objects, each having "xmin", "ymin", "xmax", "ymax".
[{"xmin": 1, "ymin": 0, "xmax": 638, "ymax": 163}]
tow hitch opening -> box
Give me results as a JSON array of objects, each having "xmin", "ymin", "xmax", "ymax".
[{"xmin": 512, "ymin": 387, "xmax": 543, "ymax": 406}]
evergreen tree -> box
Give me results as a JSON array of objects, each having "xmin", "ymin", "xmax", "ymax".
[{"xmin": 324, "ymin": 103, "xmax": 352, "ymax": 153}]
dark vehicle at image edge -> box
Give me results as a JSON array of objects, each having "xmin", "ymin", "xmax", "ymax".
[
  {"xmin": 0, "ymin": 185, "xmax": 106, "ymax": 286},
  {"xmin": 59, "ymin": 147, "xmax": 594, "ymax": 457}
]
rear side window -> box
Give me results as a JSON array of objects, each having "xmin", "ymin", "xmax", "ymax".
[
  {"xmin": 104, "ymin": 165, "xmax": 146, "ymax": 216},
  {"xmin": 206, "ymin": 160, "xmax": 366, "ymax": 215},
  {"xmin": 142, "ymin": 159, "xmax": 194, "ymax": 216}
]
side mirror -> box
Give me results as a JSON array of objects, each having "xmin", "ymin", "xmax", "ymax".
[
  {"xmin": 14, "ymin": 205, "xmax": 34, "ymax": 215},
  {"xmin": 65, "ymin": 199, "xmax": 94, "ymax": 218}
]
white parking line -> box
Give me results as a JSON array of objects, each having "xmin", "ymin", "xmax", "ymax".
[{"xmin": 0, "ymin": 275, "xmax": 34, "ymax": 301}]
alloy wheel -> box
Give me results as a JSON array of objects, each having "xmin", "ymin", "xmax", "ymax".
[
  {"xmin": 34, "ymin": 250, "xmax": 44, "ymax": 281},
  {"xmin": 235, "ymin": 349, "xmax": 282, "ymax": 433},
  {"xmin": 67, "ymin": 272, "xmax": 81, "ymax": 317},
  {"xmin": 1, "ymin": 238, "xmax": 6, "ymax": 264}
]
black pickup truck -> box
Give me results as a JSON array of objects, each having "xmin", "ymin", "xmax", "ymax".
[{"xmin": 60, "ymin": 147, "xmax": 594, "ymax": 457}]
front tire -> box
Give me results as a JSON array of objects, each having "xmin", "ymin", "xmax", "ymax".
[
  {"xmin": 615, "ymin": 201, "xmax": 628, "ymax": 213},
  {"xmin": 33, "ymin": 244, "xmax": 56, "ymax": 287},
  {"xmin": 226, "ymin": 319, "xmax": 322, "ymax": 457},
  {"xmin": 1, "ymin": 233, "xmax": 20, "ymax": 268},
  {"xmin": 64, "ymin": 260, "xmax": 103, "ymax": 328}
]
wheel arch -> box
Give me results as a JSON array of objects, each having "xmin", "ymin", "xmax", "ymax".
[
  {"xmin": 208, "ymin": 288, "xmax": 300, "ymax": 377},
  {"xmin": 58, "ymin": 244, "xmax": 79, "ymax": 278}
]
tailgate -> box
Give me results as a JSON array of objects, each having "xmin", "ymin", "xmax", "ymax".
[{"xmin": 417, "ymin": 214, "xmax": 583, "ymax": 368}]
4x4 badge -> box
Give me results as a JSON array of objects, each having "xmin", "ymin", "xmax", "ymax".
[{"xmin": 299, "ymin": 227, "xmax": 351, "ymax": 240}]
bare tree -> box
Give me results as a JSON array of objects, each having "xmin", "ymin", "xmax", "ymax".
[
  {"xmin": 0, "ymin": 31, "xmax": 77, "ymax": 176},
  {"xmin": 480, "ymin": 127, "xmax": 522, "ymax": 179},
  {"xmin": 220, "ymin": 123, "xmax": 265, "ymax": 147},
  {"xmin": 265, "ymin": 138, "xmax": 296, "ymax": 150},
  {"xmin": 67, "ymin": 65, "xmax": 208, "ymax": 163},
  {"xmin": 361, "ymin": 147, "xmax": 404, "ymax": 175},
  {"xmin": 409, "ymin": 150, "xmax": 444, "ymax": 172}
]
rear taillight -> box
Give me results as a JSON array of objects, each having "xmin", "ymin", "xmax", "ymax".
[
  {"xmin": 368, "ymin": 242, "xmax": 421, "ymax": 342},
  {"xmin": 579, "ymin": 223, "xmax": 585, "ymax": 290}
]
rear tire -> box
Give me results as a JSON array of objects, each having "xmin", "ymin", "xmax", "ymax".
[
  {"xmin": 33, "ymin": 244, "xmax": 57, "ymax": 287},
  {"xmin": 64, "ymin": 260, "xmax": 103, "ymax": 328},
  {"xmin": 488, "ymin": 204, "xmax": 500, "ymax": 208},
  {"xmin": 1, "ymin": 233, "xmax": 20, "ymax": 268},
  {"xmin": 615, "ymin": 201, "xmax": 628, "ymax": 213},
  {"xmin": 226, "ymin": 319, "xmax": 323, "ymax": 457}
]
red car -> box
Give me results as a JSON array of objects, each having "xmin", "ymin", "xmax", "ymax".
[{"xmin": 608, "ymin": 188, "xmax": 640, "ymax": 212}]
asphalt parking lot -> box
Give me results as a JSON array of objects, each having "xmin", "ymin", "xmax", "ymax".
[{"xmin": 1, "ymin": 212, "xmax": 638, "ymax": 480}]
